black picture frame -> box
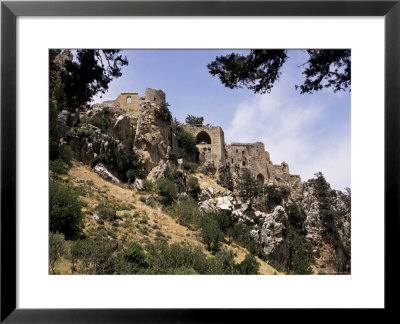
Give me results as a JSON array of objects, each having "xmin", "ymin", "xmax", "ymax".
[{"xmin": 1, "ymin": 0, "xmax": 398, "ymax": 322}]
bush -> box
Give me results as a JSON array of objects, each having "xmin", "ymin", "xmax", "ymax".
[
  {"xmin": 49, "ymin": 232, "xmax": 68, "ymax": 274},
  {"xmin": 154, "ymin": 102, "xmax": 172, "ymax": 123},
  {"xmin": 96, "ymin": 201, "xmax": 117, "ymax": 221},
  {"xmin": 156, "ymin": 178, "xmax": 178, "ymax": 205},
  {"xmin": 89, "ymin": 135, "xmax": 144, "ymax": 183},
  {"xmin": 234, "ymin": 254, "xmax": 260, "ymax": 274},
  {"xmin": 264, "ymin": 185, "xmax": 284, "ymax": 209},
  {"xmin": 171, "ymin": 122, "xmax": 198, "ymax": 160},
  {"xmin": 164, "ymin": 167, "xmax": 186, "ymax": 192},
  {"xmin": 199, "ymin": 215, "xmax": 224, "ymax": 253},
  {"xmin": 183, "ymin": 161, "xmax": 198, "ymax": 173},
  {"xmin": 70, "ymin": 234, "xmax": 119, "ymax": 274},
  {"xmin": 144, "ymin": 241, "xmax": 226, "ymax": 275},
  {"xmin": 50, "ymin": 159, "xmax": 70, "ymax": 175},
  {"xmin": 50, "ymin": 181, "xmax": 84, "ymax": 240},
  {"xmin": 286, "ymin": 229, "xmax": 314, "ymax": 274},
  {"xmin": 165, "ymin": 197, "xmax": 200, "ymax": 229},
  {"xmin": 87, "ymin": 115, "xmax": 107, "ymax": 132},
  {"xmin": 215, "ymin": 249, "xmax": 235, "ymax": 274},
  {"xmin": 122, "ymin": 242, "xmax": 148, "ymax": 269},
  {"xmin": 236, "ymin": 168, "xmax": 259, "ymax": 202},
  {"xmin": 286, "ymin": 203, "xmax": 307, "ymax": 229},
  {"xmin": 142, "ymin": 179, "xmax": 154, "ymax": 192},
  {"xmin": 187, "ymin": 176, "xmax": 201, "ymax": 199}
]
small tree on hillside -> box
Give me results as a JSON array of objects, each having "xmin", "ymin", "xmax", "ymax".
[
  {"xmin": 185, "ymin": 115, "xmax": 204, "ymax": 126},
  {"xmin": 236, "ymin": 168, "xmax": 259, "ymax": 204},
  {"xmin": 49, "ymin": 232, "xmax": 68, "ymax": 274}
]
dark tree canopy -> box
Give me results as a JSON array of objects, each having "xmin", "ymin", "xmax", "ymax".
[
  {"xmin": 50, "ymin": 49, "xmax": 128, "ymax": 111},
  {"xmin": 207, "ymin": 49, "xmax": 351, "ymax": 95}
]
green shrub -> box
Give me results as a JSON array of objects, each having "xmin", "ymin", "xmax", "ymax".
[
  {"xmin": 123, "ymin": 242, "xmax": 148, "ymax": 268},
  {"xmin": 215, "ymin": 249, "xmax": 235, "ymax": 274},
  {"xmin": 50, "ymin": 181, "xmax": 84, "ymax": 240},
  {"xmin": 70, "ymin": 234, "xmax": 118, "ymax": 274},
  {"xmin": 286, "ymin": 203, "xmax": 307, "ymax": 229},
  {"xmin": 171, "ymin": 122, "xmax": 198, "ymax": 159},
  {"xmin": 87, "ymin": 115, "xmax": 107, "ymax": 132},
  {"xmin": 286, "ymin": 229, "xmax": 314, "ymax": 274},
  {"xmin": 187, "ymin": 176, "xmax": 201, "ymax": 199},
  {"xmin": 234, "ymin": 254, "xmax": 260, "ymax": 274},
  {"xmin": 156, "ymin": 178, "xmax": 178, "ymax": 205},
  {"xmin": 102, "ymin": 106, "xmax": 111, "ymax": 114},
  {"xmin": 165, "ymin": 197, "xmax": 200, "ymax": 229},
  {"xmin": 142, "ymin": 179, "xmax": 154, "ymax": 192},
  {"xmin": 154, "ymin": 102, "xmax": 172, "ymax": 123},
  {"xmin": 236, "ymin": 168, "xmax": 259, "ymax": 202},
  {"xmin": 96, "ymin": 201, "xmax": 117, "ymax": 221},
  {"xmin": 49, "ymin": 232, "xmax": 68, "ymax": 274},
  {"xmin": 164, "ymin": 167, "xmax": 186, "ymax": 192},
  {"xmin": 183, "ymin": 161, "xmax": 198, "ymax": 173},
  {"xmin": 50, "ymin": 159, "xmax": 70, "ymax": 175},
  {"xmin": 199, "ymin": 215, "xmax": 224, "ymax": 253}
]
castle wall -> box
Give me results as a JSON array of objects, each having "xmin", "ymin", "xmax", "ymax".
[
  {"xmin": 116, "ymin": 92, "xmax": 140, "ymax": 112},
  {"xmin": 226, "ymin": 142, "xmax": 269, "ymax": 185},
  {"xmin": 184, "ymin": 125, "xmax": 226, "ymax": 167},
  {"xmin": 145, "ymin": 88, "xmax": 166, "ymax": 107}
]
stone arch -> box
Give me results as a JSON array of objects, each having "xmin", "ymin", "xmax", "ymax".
[
  {"xmin": 196, "ymin": 131, "xmax": 212, "ymax": 145},
  {"xmin": 257, "ymin": 173, "xmax": 265, "ymax": 187},
  {"xmin": 126, "ymin": 96, "xmax": 132, "ymax": 104}
]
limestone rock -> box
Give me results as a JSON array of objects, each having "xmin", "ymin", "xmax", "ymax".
[
  {"xmin": 134, "ymin": 101, "xmax": 178, "ymax": 173},
  {"xmin": 133, "ymin": 179, "xmax": 144, "ymax": 191},
  {"xmin": 216, "ymin": 196, "xmax": 233, "ymax": 211},
  {"xmin": 93, "ymin": 163, "xmax": 120, "ymax": 184},
  {"xmin": 199, "ymin": 199, "xmax": 216, "ymax": 213},
  {"xmin": 147, "ymin": 159, "xmax": 167, "ymax": 182},
  {"xmin": 252, "ymin": 206, "xmax": 289, "ymax": 264}
]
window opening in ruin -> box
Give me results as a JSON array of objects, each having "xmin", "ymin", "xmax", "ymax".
[
  {"xmin": 257, "ymin": 174, "xmax": 265, "ymax": 187},
  {"xmin": 231, "ymin": 158, "xmax": 234, "ymax": 164},
  {"xmin": 126, "ymin": 96, "xmax": 132, "ymax": 104},
  {"xmin": 154, "ymin": 97, "xmax": 156, "ymax": 101},
  {"xmin": 196, "ymin": 131, "xmax": 212, "ymax": 145},
  {"xmin": 242, "ymin": 161, "xmax": 246, "ymax": 166}
]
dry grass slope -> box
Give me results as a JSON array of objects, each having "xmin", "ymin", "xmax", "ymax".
[{"xmin": 55, "ymin": 161, "xmax": 280, "ymax": 275}]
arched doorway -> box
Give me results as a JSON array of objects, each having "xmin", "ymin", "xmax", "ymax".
[
  {"xmin": 196, "ymin": 131, "xmax": 212, "ymax": 145},
  {"xmin": 257, "ymin": 174, "xmax": 265, "ymax": 187}
]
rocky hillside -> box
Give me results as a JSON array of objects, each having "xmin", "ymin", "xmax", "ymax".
[{"xmin": 50, "ymin": 83, "xmax": 350, "ymax": 275}]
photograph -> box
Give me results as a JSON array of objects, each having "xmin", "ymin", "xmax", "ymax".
[{"xmin": 49, "ymin": 49, "xmax": 351, "ymax": 275}]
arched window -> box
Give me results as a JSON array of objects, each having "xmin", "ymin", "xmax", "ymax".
[
  {"xmin": 257, "ymin": 174, "xmax": 265, "ymax": 187},
  {"xmin": 196, "ymin": 131, "xmax": 212, "ymax": 145},
  {"xmin": 126, "ymin": 96, "xmax": 132, "ymax": 104}
]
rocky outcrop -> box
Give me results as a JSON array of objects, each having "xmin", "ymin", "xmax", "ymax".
[
  {"xmin": 301, "ymin": 180, "xmax": 351, "ymax": 274},
  {"xmin": 93, "ymin": 163, "xmax": 120, "ymax": 184},
  {"xmin": 252, "ymin": 206, "xmax": 289, "ymax": 265},
  {"xmin": 134, "ymin": 101, "xmax": 178, "ymax": 173}
]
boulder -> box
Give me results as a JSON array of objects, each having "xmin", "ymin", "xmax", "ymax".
[
  {"xmin": 93, "ymin": 163, "xmax": 120, "ymax": 184},
  {"xmin": 216, "ymin": 196, "xmax": 233, "ymax": 211},
  {"xmin": 133, "ymin": 179, "xmax": 144, "ymax": 191},
  {"xmin": 199, "ymin": 199, "xmax": 216, "ymax": 213},
  {"xmin": 147, "ymin": 159, "xmax": 167, "ymax": 182}
]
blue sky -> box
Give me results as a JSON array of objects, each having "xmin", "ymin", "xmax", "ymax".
[{"xmin": 93, "ymin": 50, "xmax": 351, "ymax": 190}]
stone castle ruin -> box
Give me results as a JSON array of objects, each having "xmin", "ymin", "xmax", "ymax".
[
  {"xmin": 184, "ymin": 124, "xmax": 302, "ymax": 194},
  {"xmin": 95, "ymin": 88, "xmax": 302, "ymax": 195}
]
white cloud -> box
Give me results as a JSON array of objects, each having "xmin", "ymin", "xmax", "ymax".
[{"xmin": 225, "ymin": 86, "xmax": 350, "ymax": 191}]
